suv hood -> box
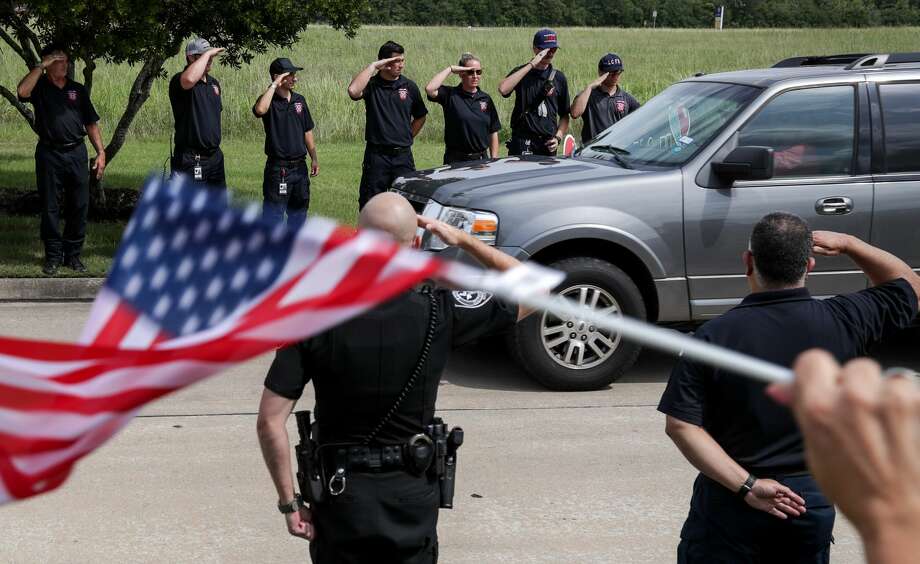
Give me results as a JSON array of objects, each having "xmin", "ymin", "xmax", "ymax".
[{"xmin": 391, "ymin": 155, "xmax": 641, "ymax": 206}]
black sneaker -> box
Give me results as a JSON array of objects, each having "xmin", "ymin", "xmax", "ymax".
[
  {"xmin": 42, "ymin": 258, "xmax": 61, "ymax": 276},
  {"xmin": 65, "ymin": 256, "xmax": 87, "ymax": 273}
]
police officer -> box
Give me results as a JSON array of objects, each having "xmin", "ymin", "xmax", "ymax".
[
  {"xmin": 169, "ymin": 38, "xmax": 226, "ymax": 189},
  {"xmin": 571, "ymin": 53, "xmax": 640, "ymax": 144},
  {"xmin": 16, "ymin": 44, "xmax": 106, "ymax": 275},
  {"xmin": 347, "ymin": 41, "xmax": 428, "ymax": 210},
  {"xmin": 253, "ymin": 57, "xmax": 319, "ymax": 226},
  {"xmin": 498, "ymin": 28, "xmax": 570, "ymax": 156},
  {"xmin": 257, "ymin": 192, "xmax": 531, "ymax": 563},
  {"xmin": 658, "ymin": 213, "xmax": 920, "ymax": 563},
  {"xmin": 425, "ymin": 53, "xmax": 501, "ymax": 164}
]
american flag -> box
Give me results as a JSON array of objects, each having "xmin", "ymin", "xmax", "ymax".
[{"xmin": 0, "ymin": 174, "xmax": 449, "ymax": 505}]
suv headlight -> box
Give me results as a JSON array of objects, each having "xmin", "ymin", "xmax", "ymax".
[{"xmin": 423, "ymin": 206, "xmax": 499, "ymax": 250}]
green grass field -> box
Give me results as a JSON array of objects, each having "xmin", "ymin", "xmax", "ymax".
[{"xmin": 1, "ymin": 25, "xmax": 918, "ymax": 276}]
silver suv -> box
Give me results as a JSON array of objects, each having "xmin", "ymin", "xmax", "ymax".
[{"xmin": 393, "ymin": 52, "xmax": 920, "ymax": 390}]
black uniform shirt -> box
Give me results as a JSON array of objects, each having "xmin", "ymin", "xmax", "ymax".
[
  {"xmin": 169, "ymin": 71, "xmax": 222, "ymax": 152},
  {"xmin": 255, "ymin": 91, "xmax": 315, "ymax": 160},
  {"xmin": 18, "ymin": 75, "xmax": 99, "ymax": 146},
  {"xmin": 265, "ymin": 289, "xmax": 516, "ymax": 444},
  {"xmin": 505, "ymin": 65, "xmax": 570, "ymax": 138},
  {"xmin": 361, "ymin": 75, "xmax": 428, "ymax": 148},
  {"xmin": 431, "ymin": 85, "xmax": 501, "ymax": 154},
  {"xmin": 658, "ymin": 279, "xmax": 917, "ymax": 475},
  {"xmin": 580, "ymin": 86, "xmax": 640, "ymax": 143}
]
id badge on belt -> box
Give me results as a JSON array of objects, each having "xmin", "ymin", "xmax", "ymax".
[
  {"xmin": 193, "ymin": 155, "xmax": 203, "ymax": 181},
  {"xmin": 279, "ymin": 167, "xmax": 287, "ymax": 195}
]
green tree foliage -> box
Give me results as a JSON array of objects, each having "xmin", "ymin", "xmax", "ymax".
[
  {"xmin": 0, "ymin": 0, "xmax": 364, "ymax": 201},
  {"xmin": 363, "ymin": 0, "xmax": 920, "ymax": 27}
]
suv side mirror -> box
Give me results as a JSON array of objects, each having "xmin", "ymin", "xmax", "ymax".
[{"xmin": 711, "ymin": 146, "xmax": 774, "ymax": 183}]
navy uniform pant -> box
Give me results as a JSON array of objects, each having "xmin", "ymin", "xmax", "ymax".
[
  {"xmin": 677, "ymin": 474, "xmax": 834, "ymax": 564},
  {"xmin": 35, "ymin": 142, "xmax": 89, "ymax": 262},
  {"xmin": 171, "ymin": 147, "xmax": 226, "ymax": 190},
  {"xmin": 358, "ymin": 146, "xmax": 415, "ymax": 210},
  {"xmin": 309, "ymin": 470, "xmax": 439, "ymax": 564},
  {"xmin": 262, "ymin": 158, "xmax": 309, "ymax": 227}
]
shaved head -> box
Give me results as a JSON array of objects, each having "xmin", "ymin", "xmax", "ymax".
[{"xmin": 358, "ymin": 193, "xmax": 417, "ymax": 245}]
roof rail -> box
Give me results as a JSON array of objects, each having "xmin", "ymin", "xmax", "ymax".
[
  {"xmin": 772, "ymin": 54, "xmax": 869, "ymax": 68},
  {"xmin": 845, "ymin": 52, "xmax": 920, "ymax": 69}
]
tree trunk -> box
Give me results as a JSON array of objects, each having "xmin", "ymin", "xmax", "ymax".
[
  {"xmin": 82, "ymin": 59, "xmax": 96, "ymax": 96},
  {"xmin": 89, "ymin": 54, "xmax": 168, "ymax": 210},
  {"xmin": 0, "ymin": 83, "xmax": 35, "ymax": 129}
]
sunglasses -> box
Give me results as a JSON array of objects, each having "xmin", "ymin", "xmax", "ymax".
[{"xmin": 465, "ymin": 69, "xmax": 483, "ymax": 76}]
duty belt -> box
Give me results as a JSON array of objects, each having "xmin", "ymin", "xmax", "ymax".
[
  {"xmin": 367, "ymin": 143, "xmax": 411, "ymax": 156},
  {"xmin": 323, "ymin": 444, "xmax": 408, "ymax": 473}
]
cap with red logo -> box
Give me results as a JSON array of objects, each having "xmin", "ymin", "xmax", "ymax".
[{"xmin": 533, "ymin": 28, "xmax": 559, "ymax": 50}]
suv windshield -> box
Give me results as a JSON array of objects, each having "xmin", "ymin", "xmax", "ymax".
[{"xmin": 579, "ymin": 81, "xmax": 761, "ymax": 169}]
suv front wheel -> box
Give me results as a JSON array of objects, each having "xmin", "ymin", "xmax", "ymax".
[{"xmin": 510, "ymin": 257, "xmax": 646, "ymax": 391}]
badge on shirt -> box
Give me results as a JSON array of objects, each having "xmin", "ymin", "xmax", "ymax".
[
  {"xmin": 294, "ymin": 101, "xmax": 303, "ymax": 115},
  {"xmin": 479, "ymin": 100, "xmax": 488, "ymax": 112},
  {"xmin": 398, "ymin": 88, "xmax": 408, "ymax": 101},
  {"xmin": 615, "ymin": 99, "xmax": 626, "ymax": 113},
  {"xmin": 212, "ymin": 85, "xmax": 221, "ymax": 96},
  {"xmin": 66, "ymin": 90, "xmax": 78, "ymax": 103},
  {"xmin": 452, "ymin": 290, "xmax": 493, "ymax": 309}
]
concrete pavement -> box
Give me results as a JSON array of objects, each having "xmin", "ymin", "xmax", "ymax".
[{"xmin": 0, "ymin": 303, "xmax": 904, "ymax": 563}]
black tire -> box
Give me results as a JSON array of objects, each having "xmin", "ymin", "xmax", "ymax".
[{"xmin": 510, "ymin": 257, "xmax": 646, "ymax": 391}]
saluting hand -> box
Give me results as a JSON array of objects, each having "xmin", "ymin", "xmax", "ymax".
[
  {"xmin": 812, "ymin": 230, "xmax": 850, "ymax": 257},
  {"xmin": 273, "ymin": 72, "xmax": 291, "ymax": 88},
  {"xmin": 743, "ymin": 478, "xmax": 807, "ymax": 520},
  {"xmin": 285, "ymin": 506, "xmax": 315, "ymax": 541},
  {"xmin": 373, "ymin": 55, "xmax": 404, "ymax": 70},
  {"xmin": 530, "ymin": 48, "xmax": 550, "ymax": 67},
  {"xmin": 417, "ymin": 215, "xmax": 467, "ymax": 247},
  {"xmin": 450, "ymin": 65, "xmax": 473, "ymax": 74},
  {"xmin": 40, "ymin": 52, "xmax": 66, "ymax": 69},
  {"xmin": 592, "ymin": 73, "xmax": 610, "ymax": 88},
  {"xmin": 206, "ymin": 47, "xmax": 226, "ymax": 59},
  {"xmin": 93, "ymin": 152, "xmax": 106, "ymax": 180}
]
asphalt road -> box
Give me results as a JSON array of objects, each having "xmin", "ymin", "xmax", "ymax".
[{"xmin": 2, "ymin": 302, "xmax": 916, "ymax": 563}]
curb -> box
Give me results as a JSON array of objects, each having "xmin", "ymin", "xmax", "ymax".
[{"xmin": 0, "ymin": 278, "xmax": 104, "ymax": 301}]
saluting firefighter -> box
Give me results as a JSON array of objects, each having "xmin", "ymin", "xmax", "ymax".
[
  {"xmin": 571, "ymin": 53, "xmax": 640, "ymax": 144},
  {"xmin": 169, "ymin": 38, "xmax": 226, "ymax": 189},
  {"xmin": 16, "ymin": 43, "xmax": 106, "ymax": 276},
  {"xmin": 425, "ymin": 53, "xmax": 501, "ymax": 164},
  {"xmin": 253, "ymin": 57, "xmax": 319, "ymax": 226},
  {"xmin": 498, "ymin": 28, "xmax": 570, "ymax": 156},
  {"xmin": 347, "ymin": 41, "xmax": 428, "ymax": 210}
]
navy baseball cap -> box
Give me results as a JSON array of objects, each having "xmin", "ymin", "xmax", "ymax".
[
  {"xmin": 599, "ymin": 53, "xmax": 624, "ymax": 72},
  {"xmin": 269, "ymin": 57, "xmax": 303, "ymax": 77},
  {"xmin": 533, "ymin": 29, "xmax": 559, "ymax": 50}
]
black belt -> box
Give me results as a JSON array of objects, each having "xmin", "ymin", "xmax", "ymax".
[
  {"xmin": 40, "ymin": 140, "xmax": 82, "ymax": 151},
  {"xmin": 267, "ymin": 156, "xmax": 306, "ymax": 166},
  {"xmin": 447, "ymin": 149, "xmax": 487, "ymax": 161},
  {"xmin": 179, "ymin": 147, "xmax": 220, "ymax": 158},
  {"xmin": 322, "ymin": 444, "xmax": 408, "ymax": 473},
  {"xmin": 367, "ymin": 143, "xmax": 411, "ymax": 156}
]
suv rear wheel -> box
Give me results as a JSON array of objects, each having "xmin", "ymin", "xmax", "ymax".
[{"xmin": 510, "ymin": 257, "xmax": 646, "ymax": 391}]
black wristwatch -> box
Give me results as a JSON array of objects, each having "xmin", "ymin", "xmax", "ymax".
[
  {"xmin": 737, "ymin": 474, "xmax": 756, "ymax": 498},
  {"xmin": 278, "ymin": 493, "xmax": 302, "ymax": 514}
]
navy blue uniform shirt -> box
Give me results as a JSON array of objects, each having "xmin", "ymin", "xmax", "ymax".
[
  {"xmin": 255, "ymin": 91, "xmax": 315, "ymax": 160},
  {"xmin": 431, "ymin": 85, "xmax": 501, "ymax": 154},
  {"xmin": 580, "ymin": 86, "xmax": 640, "ymax": 143},
  {"xmin": 504, "ymin": 64, "xmax": 570, "ymax": 139},
  {"xmin": 265, "ymin": 289, "xmax": 516, "ymax": 444},
  {"xmin": 169, "ymin": 72, "xmax": 222, "ymax": 153},
  {"xmin": 18, "ymin": 75, "xmax": 99, "ymax": 146},
  {"xmin": 658, "ymin": 279, "xmax": 917, "ymax": 475},
  {"xmin": 360, "ymin": 75, "xmax": 427, "ymax": 148}
]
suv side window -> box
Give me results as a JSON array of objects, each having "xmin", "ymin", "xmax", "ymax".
[
  {"xmin": 738, "ymin": 86, "xmax": 856, "ymax": 178},
  {"xmin": 879, "ymin": 82, "xmax": 920, "ymax": 173}
]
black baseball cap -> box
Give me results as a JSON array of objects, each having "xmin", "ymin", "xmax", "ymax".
[
  {"xmin": 599, "ymin": 53, "xmax": 624, "ymax": 72},
  {"xmin": 269, "ymin": 57, "xmax": 303, "ymax": 77},
  {"xmin": 533, "ymin": 29, "xmax": 559, "ymax": 50}
]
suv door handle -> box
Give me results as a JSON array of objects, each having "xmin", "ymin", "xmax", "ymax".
[{"xmin": 815, "ymin": 196, "xmax": 853, "ymax": 215}]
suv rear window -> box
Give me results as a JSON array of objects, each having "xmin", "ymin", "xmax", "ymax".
[
  {"xmin": 738, "ymin": 85, "xmax": 856, "ymax": 178},
  {"xmin": 879, "ymin": 82, "xmax": 920, "ymax": 173}
]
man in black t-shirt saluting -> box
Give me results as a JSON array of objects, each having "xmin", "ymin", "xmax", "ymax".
[
  {"xmin": 17, "ymin": 44, "xmax": 106, "ymax": 275},
  {"xmin": 347, "ymin": 41, "xmax": 428, "ymax": 210},
  {"xmin": 571, "ymin": 53, "xmax": 640, "ymax": 144},
  {"xmin": 498, "ymin": 29, "xmax": 570, "ymax": 156},
  {"xmin": 253, "ymin": 57, "xmax": 319, "ymax": 226},
  {"xmin": 169, "ymin": 38, "xmax": 226, "ymax": 189}
]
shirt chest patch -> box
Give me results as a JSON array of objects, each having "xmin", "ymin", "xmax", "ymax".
[
  {"xmin": 398, "ymin": 88, "xmax": 408, "ymax": 101},
  {"xmin": 479, "ymin": 100, "xmax": 488, "ymax": 112},
  {"xmin": 615, "ymin": 99, "xmax": 626, "ymax": 113},
  {"xmin": 452, "ymin": 290, "xmax": 493, "ymax": 309},
  {"xmin": 212, "ymin": 85, "xmax": 220, "ymax": 97},
  {"xmin": 66, "ymin": 90, "xmax": 78, "ymax": 103},
  {"xmin": 294, "ymin": 101, "xmax": 303, "ymax": 114}
]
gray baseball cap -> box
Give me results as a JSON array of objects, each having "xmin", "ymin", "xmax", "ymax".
[{"xmin": 186, "ymin": 38, "xmax": 212, "ymax": 57}]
